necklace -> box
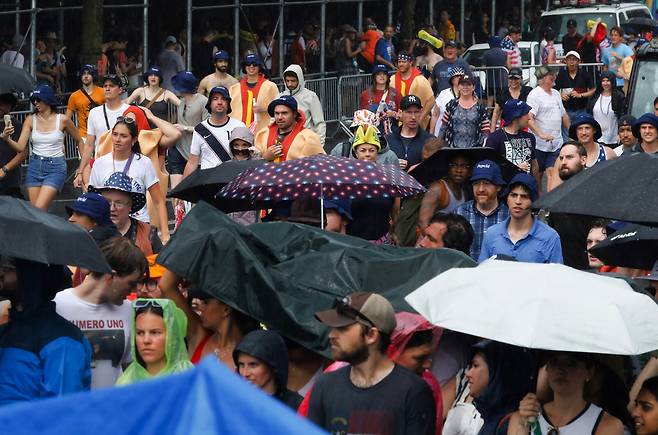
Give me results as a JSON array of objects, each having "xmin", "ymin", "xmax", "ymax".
[{"xmin": 599, "ymin": 94, "xmax": 612, "ymax": 116}]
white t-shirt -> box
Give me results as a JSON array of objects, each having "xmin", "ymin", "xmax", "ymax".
[
  {"xmin": 190, "ymin": 118, "xmax": 246, "ymax": 169},
  {"xmin": 0, "ymin": 50, "xmax": 24, "ymax": 68},
  {"xmin": 433, "ymin": 88, "xmax": 457, "ymax": 136},
  {"xmin": 87, "ymin": 103, "xmax": 130, "ymax": 150},
  {"xmin": 592, "ymin": 94, "xmax": 618, "ymax": 145},
  {"xmin": 54, "ymin": 289, "xmax": 132, "ymax": 389},
  {"xmin": 527, "ymin": 87, "xmax": 566, "ymax": 152},
  {"xmin": 89, "ymin": 152, "xmax": 159, "ymax": 222}
]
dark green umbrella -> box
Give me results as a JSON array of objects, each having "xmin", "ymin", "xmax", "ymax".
[
  {"xmin": 0, "ymin": 64, "xmax": 36, "ymax": 96},
  {"xmin": 157, "ymin": 202, "xmax": 476, "ymax": 357},
  {"xmin": 0, "ymin": 197, "xmax": 111, "ymax": 273}
]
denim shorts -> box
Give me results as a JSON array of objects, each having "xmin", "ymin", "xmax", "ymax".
[
  {"xmin": 535, "ymin": 149, "xmax": 561, "ymax": 172},
  {"xmin": 166, "ymin": 147, "xmax": 188, "ymax": 175},
  {"xmin": 25, "ymin": 154, "xmax": 67, "ymax": 190}
]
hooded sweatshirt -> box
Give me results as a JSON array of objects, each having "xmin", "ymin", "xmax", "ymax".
[
  {"xmin": 472, "ymin": 340, "xmax": 535, "ymax": 435},
  {"xmin": 233, "ymin": 329, "xmax": 303, "ymax": 410},
  {"xmin": 116, "ymin": 299, "xmax": 193, "ymax": 385},
  {"xmin": 280, "ymin": 64, "xmax": 327, "ymax": 145}
]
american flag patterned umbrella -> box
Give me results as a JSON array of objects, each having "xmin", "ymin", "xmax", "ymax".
[{"xmin": 217, "ymin": 154, "xmax": 426, "ymax": 227}]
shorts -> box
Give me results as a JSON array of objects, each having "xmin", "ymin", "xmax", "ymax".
[
  {"xmin": 535, "ymin": 149, "xmax": 560, "ymax": 172},
  {"xmin": 25, "ymin": 154, "xmax": 67, "ymax": 190},
  {"xmin": 166, "ymin": 147, "xmax": 188, "ymax": 175}
]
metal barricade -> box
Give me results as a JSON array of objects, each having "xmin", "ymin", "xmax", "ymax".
[
  {"xmin": 337, "ymin": 74, "xmax": 372, "ymax": 122},
  {"xmin": 471, "ymin": 65, "xmax": 510, "ymax": 112},
  {"xmin": 305, "ymin": 76, "xmax": 339, "ymax": 122}
]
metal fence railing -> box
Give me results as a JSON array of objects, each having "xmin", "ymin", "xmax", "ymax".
[
  {"xmin": 306, "ymin": 76, "xmax": 339, "ymax": 123},
  {"xmin": 337, "ymin": 74, "xmax": 372, "ymax": 122}
]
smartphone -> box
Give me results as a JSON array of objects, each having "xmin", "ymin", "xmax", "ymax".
[{"xmin": 3, "ymin": 114, "xmax": 10, "ymax": 128}]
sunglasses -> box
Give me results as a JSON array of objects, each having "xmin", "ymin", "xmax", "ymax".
[
  {"xmin": 245, "ymin": 63, "xmax": 259, "ymax": 67},
  {"xmin": 115, "ymin": 116, "xmax": 136, "ymax": 125},
  {"xmin": 333, "ymin": 297, "xmax": 375, "ymax": 328},
  {"xmin": 231, "ymin": 148, "xmax": 251, "ymax": 156},
  {"xmin": 133, "ymin": 299, "xmax": 162, "ymax": 309}
]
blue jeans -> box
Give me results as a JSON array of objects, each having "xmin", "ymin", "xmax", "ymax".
[{"xmin": 25, "ymin": 154, "xmax": 66, "ymax": 190}]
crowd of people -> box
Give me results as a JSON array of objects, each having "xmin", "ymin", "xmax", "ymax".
[{"xmin": 1, "ymin": 8, "xmax": 658, "ymax": 434}]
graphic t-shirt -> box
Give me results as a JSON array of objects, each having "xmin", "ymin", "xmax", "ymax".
[
  {"xmin": 486, "ymin": 128, "xmax": 536, "ymax": 171},
  {"xmin": 307, "ymin": 365, "xmax": 436, "ymax": 435},
  {"xmin": 54, "ymin": 289, "xmax": 132, "ymax": 389}
]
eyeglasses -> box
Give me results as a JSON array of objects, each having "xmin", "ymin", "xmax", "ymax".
[
  {"xmin": 133, "ymin": 298, "xmax": 162, "ymax": 309},
  {"xmin": 449, "ymin": 163, "xmax": 471, "ymax": 169},
  {"xmin": 108, "ymin": 199, "xmax": 130, "ymax": 209},
  {"xmin": 115, "ymin": 116, "xmax": 135, "ymax": 125},
  {"xmin": 137, "ymin": 280, "xmax": 159, "ymax": 292},
  {"xmin": 333, "ymin": 297, "xmax": 375, "ymax": 328}
]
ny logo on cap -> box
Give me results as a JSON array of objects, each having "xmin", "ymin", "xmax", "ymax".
[{"xmin": 408, "ymin": 96, "xmax": 417, "ymax": 102}]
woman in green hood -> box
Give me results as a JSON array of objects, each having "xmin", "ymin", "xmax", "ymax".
[{"xmin": 116, "ymin": 299, "xmax": 193, "ymax": 385}]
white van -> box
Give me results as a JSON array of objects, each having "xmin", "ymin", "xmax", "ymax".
[{"xmin": 539, "ymin": 2, "xmax": 652, "ymax": 57}]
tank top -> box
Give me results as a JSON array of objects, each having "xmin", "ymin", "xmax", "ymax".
[
  {"xmin": 438, "ymin": 179, "xmax": 466, "ymax": 214},
  {"xmin": 31, "ymin": 114, "xmax": 65, "ymax": 158},
  {"xmin": 537, "ymin": 403, "xmax": 604, "ymax": 435},
  {"xmin": 140, "ymin": 88, "xmax": 170, "ymax": 121},
  {"xmin": 585, "ymin": 143, "xmax": 608, "ymax": 168}
]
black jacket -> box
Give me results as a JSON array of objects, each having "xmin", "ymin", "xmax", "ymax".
[
  {"xmin": 586, "ymin": 71, "xmax": 625, "ymax": 117},
  {"xmin": 385, "ymin": 124, "xmax": 434, "ymax": 167}
]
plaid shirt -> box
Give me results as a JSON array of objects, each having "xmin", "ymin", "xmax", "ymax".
[{"xmin": 454, "ymin": 200, "xmax": 509, "ymax": 260}]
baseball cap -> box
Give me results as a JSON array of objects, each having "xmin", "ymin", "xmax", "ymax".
[
  {"xmin": 508, "ymin": 173, "xmax": 538, "ymax": 201},
  {"xmin": 502, "ymin": 99, "xmax": 532, "ymax": 124},
  {"xmin": 565, "ymin": 50, "xmax": 581, "ymax": 60},
  {"xmin": 470, "ymin": 160, "xmax": 505, "ymax": 186},
  {"xmin": 66, "ymin": 192, "xmax": 114, "ymax": 227},
  {"xmin": 102, "ymin": 74, "xmax": 124, "ymax": 87},
  {"xmin": 324, "ymin": 199, "xmax": 353, "ymax": 221},
  {"xmin": 165, "ymin": 35, "xmax": 177, "ymax": 44},
  {"xmin": 444, "ymin": 40, "xmax": 458, "ymax": 48},
  {"xmin": 400, "ymin": 94, "xmax": 422, "ymax": 110},
  {"xmin": 206, "ymin": 86, "xmax": 232, "ymax": 114},
  {"xmin": 458, "ymin": 75, "xmax": 474, "ymax": 85},
  {"xmin": 315, "ymin": 292, "xmax": 397, "ymax": 334},
  {"xmin": 267, "ymin": 95, "xmax": 298, "ymax": 117},
  {"xmin": 567, "ymin": 19, "xmax": 577, "ymax": 28},
  {"xmin": 508, "ymin": 67, "xmax": 523, "ymax": 78},
  {"xmin": 214, "ymin": 50, "xmax": 230, "ymax": 61},
  {"xmin": 618, "ymin": 115, "xmax": 636, "ymax": 129}
]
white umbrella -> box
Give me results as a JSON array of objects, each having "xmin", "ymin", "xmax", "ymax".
[{"xmin": 405, "ymin": 259, "xmax": 658, "ymax": 355}]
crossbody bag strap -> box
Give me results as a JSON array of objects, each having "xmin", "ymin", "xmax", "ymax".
[
  {"xmin": 194, "ymin": 123, "xmax": 232, "ymax": 162},
  {"xmin": 80, "ymin": 88, "xmax": 100, "ymax": 109},
  {"xmin": 102, "ymin": 104, "xmax": 110, "ymax": 130},
  {"xmin": 144, "ymin": 88, "xmax": 165, "ymax": 110}
]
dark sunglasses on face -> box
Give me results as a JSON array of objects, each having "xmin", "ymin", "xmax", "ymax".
[
  {"xmin": 231, "ymin": 148, "xmax": 251, "ymax": 156},
  {"xmin": 245, "ymin": 63, "xmax": 259, "ymax": 67},
  {"xmin": 333, "ymin": 297, "xmax": 375, "ymax": 328}
]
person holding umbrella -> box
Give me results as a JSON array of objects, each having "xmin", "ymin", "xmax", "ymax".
[
  {"xmin": 479, "ymin": 173, "xmax": 563, "ymax": 264},
  {"xmin": 627, "ymin": 114, "xmax": 658, "ymax": 154},
  {"xmin": 508, "ymin": 352, "xmax": 624, "ymax": 435}
]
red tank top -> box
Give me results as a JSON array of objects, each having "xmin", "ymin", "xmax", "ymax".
[{"xmin": 190, "ymin": 333, "xmax": 212, "ymax": 364}]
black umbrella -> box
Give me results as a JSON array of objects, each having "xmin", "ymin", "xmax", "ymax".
[
  {"xmin": 0, "ymin": 197, "xmax": 111, "ymax": 273},
  {"xmin": 589, "ymin": 223, "xmax": 658, "ymax": 270},
  {"xmin": 409, "ymin": 147, "xmax": 521, "ymax": 187},
  {"xmin": 0, "ymin": 64, "xmax": 36, "ymax": 96},
  {"xmin": 167, "ymin": 160, "xmax": 267, "ymax": 212},
  {"xmin": 622, "ymin": 17, "xmax": 657, "ymax": 32},
  {"xmin": 533, "ymin": 153, "xmax": 658, "ymax": 225}
]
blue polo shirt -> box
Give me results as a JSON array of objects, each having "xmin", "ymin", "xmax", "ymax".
[{"xmin": 478, "ymin": 216, "xmax": 563, "ymax": 264}]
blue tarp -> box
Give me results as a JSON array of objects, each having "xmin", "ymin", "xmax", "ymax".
[{"xmin": 0, "ymin": 357, "xmax": 327, "ymax": 435}]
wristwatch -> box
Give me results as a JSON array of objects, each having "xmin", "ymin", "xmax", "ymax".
[{"xmin": 1, "ymin": 166, "xmax": 8, "ymax": 174}]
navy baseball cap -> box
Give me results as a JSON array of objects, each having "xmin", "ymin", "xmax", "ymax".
[
  {"xmin": 66, "ymin": 192, "xmax": 114, "ymax": 227},
  {"xmin": 502, "ymin": 99, "xmax": 532, "ymax": 124},
  {"xmin": 324, "ymin": 199, "xmax": 353, "ymax": 221},
  {"xmin": 470, "ymin": 160, "xmax": 505, "ymax": 186},
  {"xmin": 267, "ymin": 95, "xmax": 298, "ymax": 117},
  {"xmin": 206, "ymin": 86, "xmax": 232, "ymax": 114},
  {"xmin": 244, "ymin": 53, "xmax": 262, "ymax": 66},
  {"xmin": 372, "ymin": 64, "xmax": 389, "ymax": 74},
  {"xmin": 214, "ymin": 50, "xmax": 230, "ymax": 61},
  {"xmin": 507, "ymin": 173, "xmax": 538, "ymax": 201}
]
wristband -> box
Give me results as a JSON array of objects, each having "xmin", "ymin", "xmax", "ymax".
[{"xmin": 1, "ymin": 166, "xmax": 7, "ymax": 173}]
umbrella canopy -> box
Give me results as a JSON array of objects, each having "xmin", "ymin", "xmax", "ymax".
[
  {"xmin": 168, "ymin": 161, "xmax": 267, "ymax": 212},
  {"xmin": 589, "ymin": 223, "xmax": 658, "ymax": 270},
  {"xmin": 158, "ymin": 202, "xmax": 476, "ymax": 357},
  {"xmin": 218, "ymin": 154, "xmax": 426, "ymax": 203},
  {"xmin": 0, "ymin": 197, "xmax": 111, "ymax": 273},
  {"xmin": 406, "ymin": 259, "xmax": 658, "ymax": 355},
  {"xmin": 409, "ymin": 147, "xmax": 521, "ymax": 187},
  {"xmin": 0, "ymin": 357, "xmax": 325, "ymax": 435},
  {"xmin": 533, "ymin": 153, "xmax": 658, "ymax": 225},
  {"xmin": 0, "ymin": 64, "xmax": 36, "ymax": 96}
]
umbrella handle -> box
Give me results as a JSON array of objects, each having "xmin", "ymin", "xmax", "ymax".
[{"xmin": 320, "ymin": 184, "xmax": 324, "ymax": 230}]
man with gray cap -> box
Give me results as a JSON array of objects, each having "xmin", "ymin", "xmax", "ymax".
[
  {"xmin": 614, "ymin": 115, "xmax": 637, "ymax": 156},
  {"xmin": 308, "ymin": 292, "xmax": 436, "ymax": 435}
]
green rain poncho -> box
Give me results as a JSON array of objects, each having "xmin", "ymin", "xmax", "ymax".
[{"xmin": 116, "ymin": 299, "xmax": 193, "ymax": 386}]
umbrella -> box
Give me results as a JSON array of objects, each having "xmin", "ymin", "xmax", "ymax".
[
  {"xmin": 409, "ymin": 147, "xmax": 521, "ymax": 187},
  {"xmin": 622, "ymin": 17, "xmax": 657, "ymax": 32},
  {"xmin": 405, "ymin": 259, "xmax": 658, "ymax": 355},
  {"xmin": 0, "ymin": 197, "xmax": 111, "ymax": 273},
  {"xmin": 0, "ymin": 357, "xmax": 326, "ymax": 435},
  {"xmin": 589, "ymin": 223, "xmax": 658, "ymax": 270},
  {"xmin": 533, "ymin": 153, "xmax": 658, "ymax": 225},
  {"xmin": 218, "ymin": 154, "xmax": 426, "ymax": 227},
  {"xmin": 167, "ymin": 160, "xmax": 267, "ymax": 212},
  {"xmin": 0, "ymin": 64, "xmax": 36, "ymax": 96},
  {"xmin": 158, "ymin": 202, "xmax": 476, "ymax": 357}
]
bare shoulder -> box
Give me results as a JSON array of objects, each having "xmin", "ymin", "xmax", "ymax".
[{"xmin": 596, "ymin": 412, "xmax": 624, "ymax": 435}]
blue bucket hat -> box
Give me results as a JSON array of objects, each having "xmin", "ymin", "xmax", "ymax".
[
  {"xmin": 507, "ymin": 173, "xmax": 538, "ymax": 202},
  {"xmin": 143, "ymin": 66, "xmax": 164, "ymax": 84},
  {"xmin": 372, "ymin": 64, "xmax": 389, "ymax": 74},
  {"xmin": 324, "ymin": 199, "xmax": 353, "ymax": 221},
  {"xmin": 470, "ymin": 160, "xmax": 505, "ymax": 186},
  {"xmin": 172, "ymin": 71, "xmax": 198, "ymax": 94},
  {"xmin": 78, "ymin": 64, "xmax": 97, "ymax": 78},
  {"xmin": 214, "ymin": 50, "xmax": 230, "ymax": 61},
  {"xmin": 242, "ymin": 54, "xmax": 263, "ymax": 74},
  {"xmin": 89, "ymin": 172, "xmax": 147, "ymax": 214},
  {"xmin": 569, "ymin": 113, "xmax": 602, "ymax": 141},
  {"xmin": 30, "ymin": 84, "xmax": 58, "ymax": 108},
  {"xmin": 502, "ymin": 99, "xmax": 532, "ymax": 124},
  {"xmin": 267, "ymin": 95, "xmax": 299, "ymax": 117},
  {"xmin": 632, "ymin": 113, "xmax": 658, "ymax": 139},
  {"xmin": 205, "ymin": 86, "xmax": 232, "ymax": 114},
  {"xmin": 66, "ymin": 192, "xmax": 114, "ymax": 227}
]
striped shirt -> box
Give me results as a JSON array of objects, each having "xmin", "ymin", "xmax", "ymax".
[
  {"xmin": 454, "ymin": 200, "xmax": 509, "ymax": 260},
  {"xmin": 501, "ymin": 36, "xmax": 522, "ymax": 68}
]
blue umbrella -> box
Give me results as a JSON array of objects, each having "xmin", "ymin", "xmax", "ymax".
[{"xmin": 0, "ymin": 357, "xmax": 327, "ymax": 435}]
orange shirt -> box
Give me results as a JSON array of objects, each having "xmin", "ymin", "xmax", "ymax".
[
  {"xmin": 361, "ymin": 30, "xmax": 381, "ymax": 65},
  {"xmin": 66, "ymin": 87, "xmax": 105, "ymax": 137}
]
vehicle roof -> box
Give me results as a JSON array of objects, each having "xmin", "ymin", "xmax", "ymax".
[
  {"xmin": 466, "ymin": 41, "xmax": 537, "ymax": 51},
  {"xmin": 542, "ymin": 3, "xmax": 650, "ymax": 16}
]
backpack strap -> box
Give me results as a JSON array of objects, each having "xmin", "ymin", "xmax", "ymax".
[{"xmin": 194, "ymin": 123, "xmax": 232, "ymax": 163}]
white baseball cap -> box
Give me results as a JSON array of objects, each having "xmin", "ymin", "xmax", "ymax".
[{"xmin": 565, "ymin": 50, "xmax": 581, "ymax": 60}]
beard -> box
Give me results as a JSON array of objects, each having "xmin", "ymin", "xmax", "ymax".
[
  {"xmin": 217, "ymin": 65, "xmax": 228, "ymax": 73},
  {"xmin": 559, "ymin": 166, "xmax": 581, "ymax": 181},
  {"xmin": 332, "ymin": 341, "xmax": 370, "ymax": 365}
]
